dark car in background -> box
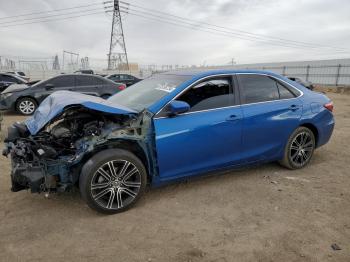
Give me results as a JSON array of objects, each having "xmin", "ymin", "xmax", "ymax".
[
  {"xmin": 6, "ymin": 71, "xmax": 30, "ymax": 82},
  {"xmin": 287, "ymin": 76, "xmax": 314, "ymax": 90},
  {"xmin": 74, "ymin": 69, "xmax": 94, "ymax": 74},
  {"xmin": 0, "ymin": 74, "xmax": 126, "ymax": 115},
  {"xmin": 0, "ymin": 73, "xmax": 28, "ymax": 92},
  {"xmin": 106, "ymin": 73, "xmax": 141, "ymax": 86}
]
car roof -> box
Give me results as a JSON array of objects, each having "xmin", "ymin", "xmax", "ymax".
[
  {"xmin": 160, "ymin": 69, "xmax": 280, "ymax": 78},
  {"xmin": 1, "ymin": 72, "xmax": 16, "ymax": 76},
  {"xmin": 55, "ymin": 74, "xmax": 104, "ymax": 79},
  {"xmin": 108, "ymin": 73, "xmax": 132, "ymax": 75}
]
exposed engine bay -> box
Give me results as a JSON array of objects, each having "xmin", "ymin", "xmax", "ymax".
[{"xmin": 3, "ymin": 106, "xmax": 154, "ymax": 194}]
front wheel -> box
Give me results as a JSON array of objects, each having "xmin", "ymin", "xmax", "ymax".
[
  {"xmin": 16, "ymin": 97, "xmax": 37, "ymax": 115},
  {"xmin": 279, "ymin": 127, "xmax": 316, "ymax": 169},
  {"xmin": 79, "ymin": 149, "xmax": 147, "ymax": 214}
]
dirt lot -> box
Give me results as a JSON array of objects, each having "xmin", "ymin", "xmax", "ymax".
[{"xmin": 0, "ymin": 93, "xmax": 349, "ymax": 262}]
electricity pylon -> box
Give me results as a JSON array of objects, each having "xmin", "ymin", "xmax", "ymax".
[{"xmin": 107, "ymin": 0, "xmax": 129, "ymax": 70}]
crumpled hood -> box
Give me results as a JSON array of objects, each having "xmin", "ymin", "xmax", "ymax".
[
  {"xmin": 25, "ymin": 91, "xmax": 137, "ymax": 135},
  {"xmin": 1, "ymin": 83, "xmax": 29, "ymax": 94}
]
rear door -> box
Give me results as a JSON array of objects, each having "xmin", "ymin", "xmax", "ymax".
[
  {"xmin": 120, "ymin": 74, "xmax": 136, "ymax": 86},
  {"xmin": 237, "ymin": 74, "xmax": 302, "ymax": 163},
  {"xmin": 74, "ymin": 75, "xmax": 100, "ymax": 96},
  {"xmin": 153, "ymin": 76, "xmax": 243, "ymax": 181}
]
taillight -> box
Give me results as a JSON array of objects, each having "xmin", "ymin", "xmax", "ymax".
[
  {"xmin": 324, "ymin": 102, "xmax": 334, "ymax": 112},
  {"xmin": 118, "ymin": 85, "xmax": 126, "ymax": 91}
]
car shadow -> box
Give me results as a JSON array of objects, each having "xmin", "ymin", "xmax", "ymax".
[{"xmin": 4, "ymin": 154, "xmax": 322, "ymax": 218}]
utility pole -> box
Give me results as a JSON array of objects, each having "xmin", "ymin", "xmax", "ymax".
[
  {"xmin": 53, "ymin": 55, "xmax": 60, "ymax": 70},
  {"xmin": 107, "ymin": 0, "xmax": 129, "ymax": 70},
  {"xmin": 62, "ymin": 50, "xmax": 79, "ymax": 71}
]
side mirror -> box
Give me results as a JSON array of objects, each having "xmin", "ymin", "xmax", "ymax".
[
  {"xmin": 167, "ymin": 100, "xmax": 190, "ymax": 116},
  {"xmin": 45, "ymin": 83, "xmax": 54, "ymax": 90}
]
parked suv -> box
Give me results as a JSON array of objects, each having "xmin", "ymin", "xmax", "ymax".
[{"xmin": 0, "ymin": 74, "xmax": 126, "ymax": 115}]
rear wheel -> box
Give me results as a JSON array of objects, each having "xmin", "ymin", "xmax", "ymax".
[
  {"xmin": 79, "ymin": 149, "xmax": 147, "ymax": 214},
  {"xmin": 16, "ymin": 97, "xmax": 37, "ymax": 115},
  {"xmin": 279, "ymin": 127, "xmax": 316, "ymax": 169}
]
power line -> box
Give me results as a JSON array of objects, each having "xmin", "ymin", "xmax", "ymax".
[
  {"xmin": 0, "ymin": 6, "xmax": 112, "ymax": 25},
  {"xmin": 122, "ymin": 1, "xmax": 348, "ymax": 51},
  {"xmin": 120, "ymin": 1, "xmax": 349, "ymax": 52},
  {"xmin": 119, "ymin": 7, "xmax": 316, "ymax": 50},
  {"xmin": 0, "ymin": 1, "xmax": 112, "ymax": 21},
  {"xmin": 0, "ymin": 11, "xmax": 111, "ymax": 28},
  {"xmin": 120, "ymin": 9, "xmax": 348, "ymax": 54}
]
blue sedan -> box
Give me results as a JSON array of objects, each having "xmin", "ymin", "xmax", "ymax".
[{"xmin": 3, "ymin": 70, "xmax": 334, "ymax": 214}]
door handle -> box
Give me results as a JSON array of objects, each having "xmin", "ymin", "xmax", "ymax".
[
  {"xmin": 288, "ymin": 104, "xmax": 301, "ymax": 111},
  {"xmin": 226, "ymin": 114, "xmax": 240, "ymax": 121}
]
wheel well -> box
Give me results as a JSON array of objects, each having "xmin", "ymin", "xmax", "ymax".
[
  {"xmin": 75, "ymin": 139, "xmax": 151, "ymax": 183},
  {"xmin": 300, "ymin": 123, "xmax": 319, "ymax": 145},
  {"xmin": 112, "ymin": 140, "xmax": 149, "ymax": 173}
]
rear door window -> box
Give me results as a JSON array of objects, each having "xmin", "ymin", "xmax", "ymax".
[
  {"xmin": 238, "ymin": 74, "xmax": 299, "ymax": 104},
  {"xmin": 49, "ymin": 75, "xmax": 75, "ymax": 88},
  {"xmin": 238, "ymin": 74, "xmax": 279, "ymax": 104},
  {"xmin": 75, "ymin": 75, "xmax": 95, "ymax": 86},
  {"xmin": 120, "ymin": 74, "xmax": 134, "ymax": 80},
  {"xmin": 110, "ymin": 75, "xmax": 120, "ymax": 81}
]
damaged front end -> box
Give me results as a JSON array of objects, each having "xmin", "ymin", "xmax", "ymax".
[{"xmin": 3, "ymin": 92, "xmax": 156, "ymax": 194}]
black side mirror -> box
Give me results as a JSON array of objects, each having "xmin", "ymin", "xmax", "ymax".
[{"xmin": 45, "ymin": 83, "xmax": 54, "ymax": 90}]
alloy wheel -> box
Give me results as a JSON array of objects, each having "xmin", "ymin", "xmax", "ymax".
[
  {"xmin": 90, "ymin": 160, "xmax": 142, "ymax": 210},
  {"xmin": 289, "ymin": 131, "xmax": 314, "ymax": 167},
  {"xmin": 19, "ymin": 100, "xmax": 36, "ymax": 114}
]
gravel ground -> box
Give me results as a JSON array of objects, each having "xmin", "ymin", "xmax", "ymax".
[{"xmin": 0, "ymin": 92, "xmax": 349, "ymax": 262}]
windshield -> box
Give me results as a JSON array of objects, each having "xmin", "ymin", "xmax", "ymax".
[{"xmin": 107, "ymin": 74, "xmax": 191, "ymax": 111}]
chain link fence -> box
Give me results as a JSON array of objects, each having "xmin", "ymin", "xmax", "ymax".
[{"xmin": 237, "ymin": 64, "xmax": 350, "ymax": 86}]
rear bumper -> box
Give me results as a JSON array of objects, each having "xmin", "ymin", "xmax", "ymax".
[{"xmin": 316, "ymin": 114, "xmax": 335, "ymax": 148}]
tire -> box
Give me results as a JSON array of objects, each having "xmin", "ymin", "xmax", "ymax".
[
  {"xmin": 16, "ymin": 97, "xmax": 37, "ymax": 115},
  {"xmin": 79, "ymin": 149, "xmax": 147, "ymax": 214},
  {"xmin": 279, "ymin": 127, "xmax": 316, "ymax": 169}
]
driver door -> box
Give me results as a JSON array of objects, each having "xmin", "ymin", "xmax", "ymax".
[
  {"xmin": 153, "ymin": 76, "xmax": 243, "ymax": 182},
  {"xmin": 35, "ymin": 75, "xmax": 75, "ymax": 103}
]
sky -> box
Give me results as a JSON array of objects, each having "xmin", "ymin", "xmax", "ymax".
[{"xmin": 0, "ymin": 0, "xmax": 350, "ymax": 68}]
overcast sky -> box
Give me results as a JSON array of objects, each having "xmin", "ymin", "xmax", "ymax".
[{"xmin": 0, "ymin": 0, "xmax": 350, "ymax": 68}]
